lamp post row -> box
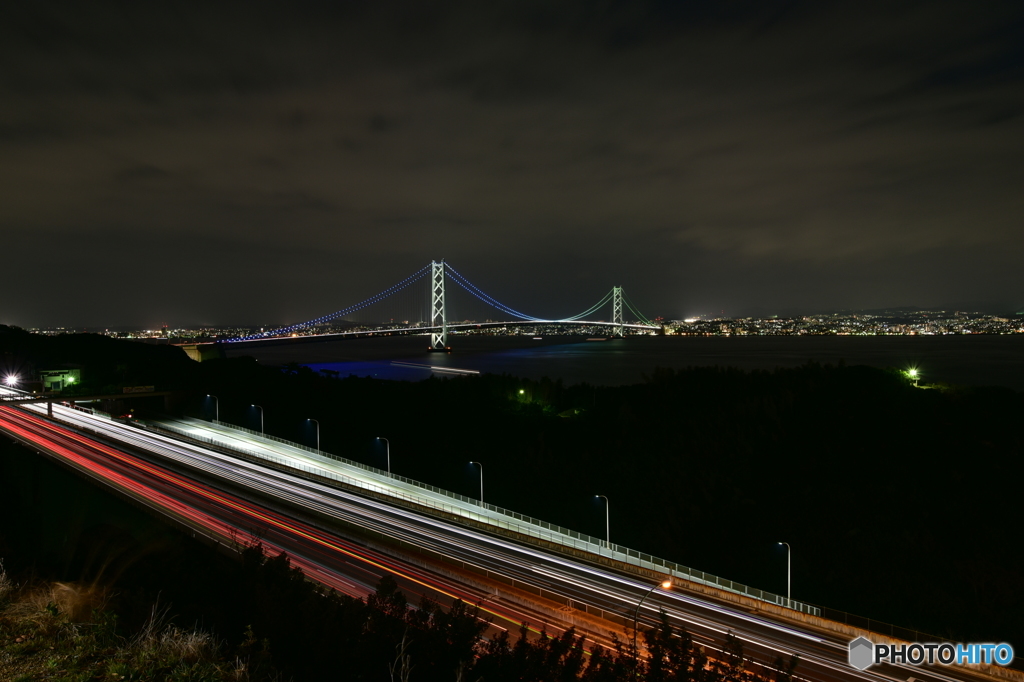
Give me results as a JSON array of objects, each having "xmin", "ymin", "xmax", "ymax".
[
  {"xmin": 203, "ymin": 399, "xmax": 796, "ymax": 605},
  {"xmin": 594, "ymin": 495, "xmax": 794, "ymax": 608},
  {"xmin": 631, "ymin": 546, "xmax": 789, "ymax": 673},
  {"xmin": 208, "ymin": 400, "xmax": 384, "ymax": 471}
]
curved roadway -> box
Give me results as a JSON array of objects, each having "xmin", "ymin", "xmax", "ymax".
[{"xmin": 0, "ymin": 399, "xmax": 1005, "ymax": 682}]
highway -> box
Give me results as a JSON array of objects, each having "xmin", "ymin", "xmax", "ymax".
[
  {"xmin": 0, "ymin": 396, "xmax": 1009, "ymax": 682},
  {"xmin": 0, "ymin": 403, "xmax": 556, "ymax": 637}
]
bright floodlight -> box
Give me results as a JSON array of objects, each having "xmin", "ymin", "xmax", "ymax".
[
  {"xmin": 518, "ymin": 389, "xmax": 525, "ymax": 394},
  {"xmin": 908, "ymin": 369, "xmax": 918, "ymax": 378},
  {"xmin": 4, "ymin": 374, "xmax": 17, "ymax": 386}
]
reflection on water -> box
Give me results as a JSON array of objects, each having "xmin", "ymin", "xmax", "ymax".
[{"xmin": 226, "ymin": 334, "xmax": 1024, "ymax": 390}]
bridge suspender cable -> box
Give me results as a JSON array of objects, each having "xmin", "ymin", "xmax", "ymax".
[
  {"xmin": 444, "ymin": 264, "xmax": 547, "ymax": 321},
  {"xmin": 622, "ymin": 291, "xmax": 656, "ymax": 327},
  {"xmin": 446, "ymin": 265, "xmax": 625, "ymax": 324},
  {"xmin": 558, "ymin": 289, "xmax": 615, "ymax": 322}
]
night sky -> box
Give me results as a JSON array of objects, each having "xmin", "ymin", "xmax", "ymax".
[{"xmin": 3, "ymin": 1, "xmax": 1022, "ymax": 328}]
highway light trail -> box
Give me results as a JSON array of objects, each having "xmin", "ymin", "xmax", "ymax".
[
  {"xmin": 0, "ymin": 406, "xmax": 365, "ymax": 599},
  {"xmin": 0, "ymin": 406, "xmax": 549, "ymax": 636},
  {"xmin": 0, "ymin": 399, "xmax": 986, "ymax": 682}
]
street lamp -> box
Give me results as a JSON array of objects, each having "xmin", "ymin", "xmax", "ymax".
[
  {"xmin": 251, "ymin": 404, "xmax": 263, "ymax": 434},
  {"xmin": 309, "ymin": 419, "xmax": 320, "ymax": 452},
  {"xmin": 596, "ymin": 495, "xmax": 610, "ymax": 549},
  {"xmin": 4, "ymin": 374, "xmax": 18, "ymax": 387},
  {"xmin": 907, "ymin": 368, "xmax": 919, "ymax": 386},
  {"xmin": 207, "ymin": 394, "xmax": 218, "ymax": 422},
  {"xmin": 633, "ymin": 579, "xmax": 672, "ymax": 675},
  {"xmin": 377, "ymin": 436, "xmax": 390, "ymax": 474},
  {"xmin": 778, "ymin": 542, "xmax": 791, "ymax": 605},
  {"xmin": 470, "ymin": 461, "xmax": 483, "ymax": 504}
]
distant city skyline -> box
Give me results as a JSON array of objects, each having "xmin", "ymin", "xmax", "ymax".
[
  {"xmin": 2, "ymin": 2, "xmax": 1022, "ymax": 327},
  {"xmin": 14, "ymin": 306, "xmax": 1023, "ymax": 342}
]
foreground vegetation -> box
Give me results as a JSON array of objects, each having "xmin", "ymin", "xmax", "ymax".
[
  {"xmin": 0, "ymin": 564, "xmax": 270, "ymax": 681},
  {"xmin": 0, "ymin": 551, "xmax": 797, "ymax": 682}
]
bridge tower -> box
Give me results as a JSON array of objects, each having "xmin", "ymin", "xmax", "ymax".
[
  {"xmin": 612, "ymin": 286, "xmax": 624, "ymax": 337},
  {"xmin": 430, "ymin": 260, "xmax": 449, "ymax": 350}
]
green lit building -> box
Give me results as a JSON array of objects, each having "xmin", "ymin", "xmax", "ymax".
[{"xmin": 40, "ymin": 368, "xmax": 81, "ymax": 391}]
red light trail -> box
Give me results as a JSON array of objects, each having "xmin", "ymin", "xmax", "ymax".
[{"xmin": 0, "ymin": 406, "xmax": 551, "ymax": 634}]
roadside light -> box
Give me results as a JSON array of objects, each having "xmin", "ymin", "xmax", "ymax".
[
  {"xmin": 519, "ymin": 389, "xmax": 525, "ymax": 395},
  {"xmin": 907, "ymin": 369, "xmax": 918, "ymax": 378},
  {"xmin": 633, "ymin": 580, "xmax": 674, "ymax": 668},
  {"xmin": 4, "ymin": 374, "xmax": 18, "ymax": 386},
  {"xmin": 67, "ymin": 376, "xmax": 75, "ymax": 384}
]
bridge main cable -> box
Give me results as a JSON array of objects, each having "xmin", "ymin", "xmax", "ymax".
[
  {"xmin": 445, "ymin": 265, "xmax": 620, "ymax": 324},
  {"xmin": 225, "ymin": 265, "xmax": 431, "ymax": 342},
  {"xmin": 444, "ymin": 264, "xmax": 547, "ymax": 321},
  {"xmin": 557, "ymin": 289, "xmax": 614, "ymax": 322}
]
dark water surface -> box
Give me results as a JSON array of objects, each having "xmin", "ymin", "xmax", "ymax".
[{"xmin": 225, "ymin": 334, "xmax": 1024, "ymax": 390}]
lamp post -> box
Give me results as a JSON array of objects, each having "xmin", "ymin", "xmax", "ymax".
[
  {"xmin": 633, "ymin": 580, "xmax": 672, "ymax": 677},
  {"xmin": 908, "ymin": 368, "xmax": 919, "ymax": 386},
  {"xmin": 778, "ymin": 542, "xmax": 791, "ymax": 606},
  {"xmin": 252, "ymin": 404, "xmax": 263, "ymax": 434},
  {"xmin": 207, "ymin": 394, "xmax": 218, "ymax": 422},
  {"xmin": 309, "ymin": 419, "xmax": 320, "ymax": 452},
  {"xmin": 470, "ymin": 461, "xmax": 483, "ymax": 504},
  {"xmin": 596, "ymin": 495, "xmax": 610, "ymax": 549},
  {"xmin": 377, "ymin": 437, "xmax": 390, "ymax": 475}
]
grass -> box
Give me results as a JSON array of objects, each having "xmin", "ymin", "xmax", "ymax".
[{"xmin": 0, "ymin": 562, "xmax": 269, "ymax": 682}]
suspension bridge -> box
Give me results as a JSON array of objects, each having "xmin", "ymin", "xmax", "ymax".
[{"xmin": 222, "ymin": 261, "xmax": 660, "ymax": 349}]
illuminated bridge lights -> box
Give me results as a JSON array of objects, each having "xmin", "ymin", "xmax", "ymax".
[
  {"xmin": 227, "ymin": 265, "xmax": 432, "ymax": 342},
  {"xmin": 223, "ymin": 260, "xmax": 658, "ymax": 344}
]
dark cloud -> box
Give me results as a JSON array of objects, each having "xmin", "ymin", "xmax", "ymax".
[
  {"xmin": 114, "ymin": 164, "xmax": 170, "ymax": 183},
  {"xmin": 1, "ymin": 0, "xmax": 1022, "ymax": 326}
]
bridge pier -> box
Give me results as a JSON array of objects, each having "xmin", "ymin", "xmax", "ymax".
[{"xmin": 182, "ymin": 344, "xmax": 225, "ymax": 362}]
